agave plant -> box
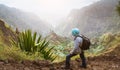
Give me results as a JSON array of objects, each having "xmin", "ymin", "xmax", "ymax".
[
  {"xmin": 17, "ymin": 30, "xmax": 38, "ymax": 52},
  {"xmin": 12, "ymin": 30, "xmax": 56, "ymax": 61}
]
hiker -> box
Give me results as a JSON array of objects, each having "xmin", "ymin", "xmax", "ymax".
[{"xmin": 65, "ymin": 28, "xmax": 87, "ymax": 69}]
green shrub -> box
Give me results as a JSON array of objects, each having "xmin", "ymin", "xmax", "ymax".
[
  {"xmin": 12, "ymin": 30, "xmax": 57, "ymax": 61},
  {"xmin": 0, "ymin": 45, "xmax": 44, "ymax": 61},
  {"xmin": 99, "ymin": 32, "xmax": 114, "ymax": 46}
]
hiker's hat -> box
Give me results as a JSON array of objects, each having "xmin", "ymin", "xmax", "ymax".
[{"xmin": 72, "ymin": 28, "xmax": 80, "ymax": 36}]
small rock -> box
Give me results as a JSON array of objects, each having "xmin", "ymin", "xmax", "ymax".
[
  {"xmin": 24, "ymin": 67, "xmax": 30, "ymax": 70},
  {"xmin": 41, "ymin": 67, "xmax": 50, "ymax": 70},
  {"xmin": 0, "ymin": 62, "xmax": 4, "ymax": 65}
]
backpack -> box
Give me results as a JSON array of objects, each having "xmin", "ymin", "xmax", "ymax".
[{"xmin": 75, "ymin": 35, "xmax": 91, "ymax": 50}]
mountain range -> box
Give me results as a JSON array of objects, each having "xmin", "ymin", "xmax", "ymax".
[
  {"xmin": 56, "ymin": 0, "xmax": 120, "ymax": 38},
  {"xmin": 0, "ymin": 4, "xmax": 52, "ymax": 35}
]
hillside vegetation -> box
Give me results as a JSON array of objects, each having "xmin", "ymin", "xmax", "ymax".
[
  {"xmin": 0, "ymin": 19, "xmax": 57, "ymax": 62},
  {"xmin": 0, "ymin": 32, "xmax": 120, "ymax": 70},
  {"xmin": 0, "ymin": 19, "xmax": 17, "ymax": 45}
]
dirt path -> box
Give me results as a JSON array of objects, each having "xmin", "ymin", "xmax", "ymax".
[{"xmin": 0, "ymin": 55, "xmax": 119, "ymax": 70}]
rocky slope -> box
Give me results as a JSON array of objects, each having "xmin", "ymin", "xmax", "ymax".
[
  {"xmin": 56, "ymin": 0, "xmax": 120, "ymax": 37},
  {"xmin": 46, "ymin": 31, "xmax": 70, "ymax": 45},
  {"xmin": 0, "ymin": 19, "xmax": 17, "ymax": 45}
]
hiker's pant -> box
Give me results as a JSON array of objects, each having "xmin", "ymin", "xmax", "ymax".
[{"xmin": 65, "ymin": 51, "xmax": 86, "ymax": 67}]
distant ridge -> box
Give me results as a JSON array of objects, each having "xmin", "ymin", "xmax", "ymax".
[
  {"xmin": 0, "ymin": 4, "xmax": 52, "ymax": 35},
  {"xmin": 56, "ymin": 0, "xmax": 120, "ymax": 37}
]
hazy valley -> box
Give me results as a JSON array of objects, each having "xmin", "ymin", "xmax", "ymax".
[{"xmin": 0, "ymin": 0, "xmax": 120, "ymax": 70}]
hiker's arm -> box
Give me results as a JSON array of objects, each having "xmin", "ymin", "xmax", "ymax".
[
  {"xmin": 70, "ymin": 37, "xmax": 82, "ymax": 54},
  {"xmin": 70, "ymin": 41, "xmax": 79, "ymax": 54}
]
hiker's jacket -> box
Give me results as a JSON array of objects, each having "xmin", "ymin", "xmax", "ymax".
[{"xmin": 71, "ymin": 36, "xmax": 83, "ymax": 54}]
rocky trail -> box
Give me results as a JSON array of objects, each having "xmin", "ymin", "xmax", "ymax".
[{"xmin": 0, "ymin": 52, "xmax": 120, "ymax": 70}]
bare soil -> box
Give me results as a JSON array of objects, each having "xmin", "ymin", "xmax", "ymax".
[{"xmin": 0, "ymin": 54, "xmax": 119, "ymax": 70}]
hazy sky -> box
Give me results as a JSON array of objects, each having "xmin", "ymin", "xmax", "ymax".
[{"xmin": 0, "ymin": 0, "xmax": 99, "ymax": 25}]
